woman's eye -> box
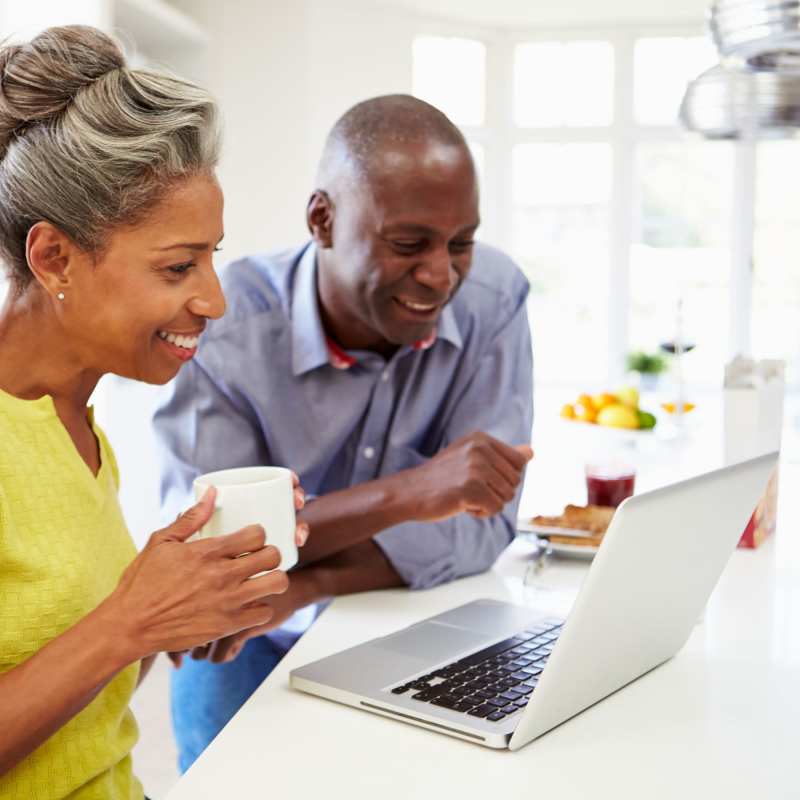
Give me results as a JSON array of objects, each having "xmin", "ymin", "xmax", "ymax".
[{"xmin": 168, "ymin": 262, "xmax": 195, "ymax": 275}]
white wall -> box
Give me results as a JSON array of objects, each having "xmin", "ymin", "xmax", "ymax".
[
  {"xmin": 194, "ymin": 0, "xmax": 416, "ymax": 262},
  {"xmin": 374, "ymin": 0, "xmax": 707, "ymax": 28}
]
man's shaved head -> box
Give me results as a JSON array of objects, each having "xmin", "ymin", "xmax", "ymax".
[
  {"xmin": 308, "ymin": 94, "xmax": 480, "ymax": 357},
  {"xmin": 316, "ymin": 94, "xmax": 472, "ymax": 189}
]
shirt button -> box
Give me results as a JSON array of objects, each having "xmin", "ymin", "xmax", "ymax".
[
  {"xmin": 363, "ymin": 446, "xmax": 375, "ymax": 460},
  {"xmin": 381, "ymin": 371, "xmax": 389, "ymax": 382}
]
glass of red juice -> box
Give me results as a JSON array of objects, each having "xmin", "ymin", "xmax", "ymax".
[{"xmin": 585, "ymin": 463, "xmax": 636, "ymax": 507}]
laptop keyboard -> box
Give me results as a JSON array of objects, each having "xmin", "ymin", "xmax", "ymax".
[{"xmin": 389, "ymin": 619, "xmax": 563, "ymax": 723}]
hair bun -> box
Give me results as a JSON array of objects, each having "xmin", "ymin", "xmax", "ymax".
[{"xmin": 0, "ymin": 25, "xmax": 125, "ymax": 156}]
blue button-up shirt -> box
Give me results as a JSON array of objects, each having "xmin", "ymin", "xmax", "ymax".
[{"xmin": 153, "ymin": 241, "xmax": 533, "ymax": 598}]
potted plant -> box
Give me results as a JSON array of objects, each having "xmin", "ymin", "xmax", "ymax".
[{"xmin": 626, "ymin": 350, "xmax": 668, "ymax": 391}]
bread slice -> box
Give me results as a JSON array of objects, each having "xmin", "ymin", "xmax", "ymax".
[{"xmin": 531, "ymin": 504, "xmax": 615, "ymax": 536}]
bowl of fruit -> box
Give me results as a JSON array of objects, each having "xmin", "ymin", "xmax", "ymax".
[{"xmin": 560, "ymin": 387, "xmax": 658, "ymax": 436}]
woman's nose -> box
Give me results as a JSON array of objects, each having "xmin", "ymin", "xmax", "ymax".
[{"xmin": 189, "ymin": 266, "xmax": 226, "ymax": 320}]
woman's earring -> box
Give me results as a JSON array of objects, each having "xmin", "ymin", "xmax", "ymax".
[{"xmin": 56, "ymin": 292, "xmax": 65, "ymax": 301}]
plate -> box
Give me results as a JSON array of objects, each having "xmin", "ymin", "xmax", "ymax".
[
  {"xmin": 545, "ymin": 539, "xmax": 599, "ymax": 559},
  {"xmin": 517, "ymin": 520, "xmax": 601, "ymax": 559},
  {"xmin": 517, "ymin": 520, "xmax": 597, "ymax": 539}
]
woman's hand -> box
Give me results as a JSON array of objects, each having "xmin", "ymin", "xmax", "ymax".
[
  {"xmin": 102, "ymin": 487, "xmax": 291, "ymax": 660},
  {"xmin": 169, "ymin": 472, "xmax": 311, "ymax": 666}
]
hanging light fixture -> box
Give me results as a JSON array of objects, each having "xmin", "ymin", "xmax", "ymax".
[
  {"xmin": 681, "ymin": 1, "xmax": 800, "ymax": 137},
  {"xmin": 680, "ymin": 56, "xmax": 800, "ymax": 138},
  {"xmin": 709, "ymin": 0, "xmax": 800, "ymax": 64}
]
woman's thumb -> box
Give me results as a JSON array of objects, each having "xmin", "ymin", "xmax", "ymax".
[{"xmin": 167, "ymin": 487, "xmax": 217, "ymax": 541}]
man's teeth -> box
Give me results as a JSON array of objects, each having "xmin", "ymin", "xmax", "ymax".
[
  {"xmin": 158, "ymin": 331, "xmax": 199, "ymax": 349},
  {"xmin": 398, "ymin": 299, "xmax": 436, "ymax": 312}
]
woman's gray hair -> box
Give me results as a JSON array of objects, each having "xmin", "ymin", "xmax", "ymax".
[{"xmin": 0, "ymin": 25, "xmax": 221, "ymax": 292}]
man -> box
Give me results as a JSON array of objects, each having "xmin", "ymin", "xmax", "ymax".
[{"xmin": 153, "ymin": 94, "xmax": 534, "ymax": 772}]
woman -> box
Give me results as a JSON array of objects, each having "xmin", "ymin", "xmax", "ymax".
[{"xmin": 0, "ymin": 25, "xmax": 306, "ymax": 798}]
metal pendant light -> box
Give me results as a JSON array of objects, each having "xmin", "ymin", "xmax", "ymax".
[{"xmin": 681, "ymin": 1, "xmax": 800, "ymax": 138}]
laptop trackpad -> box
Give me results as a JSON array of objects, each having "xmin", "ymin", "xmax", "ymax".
[{"xmin": 375, "ymin": 622, "xmax": 489, "ymax": 663}]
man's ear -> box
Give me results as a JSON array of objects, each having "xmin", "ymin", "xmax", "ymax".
[
  {"xmin": 306, "ymin": 190, "xmax": 334, "ymax": 248},
  {"xmin": 25, "ymin": 222, "xmax": 77, "ymax": 299}
]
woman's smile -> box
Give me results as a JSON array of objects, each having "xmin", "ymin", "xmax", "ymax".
[{"xmin": 157, "ymin": 329, "xmax": 203, "ymax": 362}]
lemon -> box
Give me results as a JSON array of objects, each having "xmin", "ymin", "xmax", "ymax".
[
  {"xmin": 596, "ymin": 403, "xmax": 639, "ymax": 429},
  {"xmin": 560, "ymin": 403, "xmax": 577, "ymax": 420},
  {"xmin": 592, "ymin": 392, "xmax": 618, "ymax": 410},
  {"xmin": 615, "ymin": 386, "xmax": 639, "ymax": 409}
]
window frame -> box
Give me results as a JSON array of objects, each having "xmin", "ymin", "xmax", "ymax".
[{"xmin": 412, "ymin": 21, "xmax": 752, "ymax": 387}]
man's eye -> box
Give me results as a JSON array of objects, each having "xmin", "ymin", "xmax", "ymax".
[
  {"xmin": 391, "ymin": 240, "xmax": 425, "ymax": 254},
  {"xmin": 168, "ymin": 262, "xmax": 195, "ymax": 275},
  {"xmin": 450, "ymin": 240, "xmax": 475, "ymax": 252}
]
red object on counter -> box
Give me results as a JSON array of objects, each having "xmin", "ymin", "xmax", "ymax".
[
  {"xmin": 585, "ymin": 464, "xmax": 636, "ymax": 508},
  {"xmin": 738, "ymin": 465, "xmax": 779, "ymax": 548}
]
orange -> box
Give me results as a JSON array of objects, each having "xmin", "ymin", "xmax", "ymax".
[
  {"xmin": 560, "ymin": 403, "xmax": 577, "ymax": 420},
  {"xmin": 576, "ymin": 393, "xmax": 595, "ymax": 412},
  {"xmin": 661, "ymin": 402, "xmax": 695, "ymax": 414},
  {"xmin": 576, "ymin": 404, "xmax": 597, "ymax": 423}
]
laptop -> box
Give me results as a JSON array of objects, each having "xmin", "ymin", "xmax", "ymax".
[{"xmin": 290, "ymin": 452, "xmax": 777, "ymax": 751}]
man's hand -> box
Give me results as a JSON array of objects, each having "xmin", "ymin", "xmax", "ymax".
[{"xmin": 409, "ymin": 432, "xmax": 533, "ymax": 522}]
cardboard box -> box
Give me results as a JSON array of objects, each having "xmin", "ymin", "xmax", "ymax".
[{"xmin": 724, "ymin": 357, "xmax": 784, "ymax": 549}]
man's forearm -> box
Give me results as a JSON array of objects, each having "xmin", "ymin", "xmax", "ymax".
[
  {"xmin": 296, "ymin": 472, "xmax": 418, "ymax": 566},
  {"xmin": 299, "ymin": 539, "xmax": 405, "ymax": 602}
]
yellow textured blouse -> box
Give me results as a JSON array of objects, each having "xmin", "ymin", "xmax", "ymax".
[{"xmin": 0, "ymin": 388, "xmax": 143, "ymax": 799}]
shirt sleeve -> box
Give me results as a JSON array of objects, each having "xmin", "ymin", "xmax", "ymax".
[
  {"xmin": 152, "ymin": 357, "xmax": 270, "ymax": 524},
  {"xmin": 373, "ymin": 287, "xmax": 534, "ymax": 590}
]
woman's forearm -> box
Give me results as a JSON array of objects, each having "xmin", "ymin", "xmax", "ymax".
[{"xmin": 0, "ymin": 596, "xmax": 139, "ymax": 775}]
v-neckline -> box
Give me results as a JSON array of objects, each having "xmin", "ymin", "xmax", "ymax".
[{"xmin": 0, "ymin": 387, "xmax": 108, "ymax": 492}]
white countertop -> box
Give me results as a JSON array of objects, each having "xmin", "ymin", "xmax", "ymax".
[{"xmin": 166, "ymin": 452, "xmax": 800, "ymax": 800}]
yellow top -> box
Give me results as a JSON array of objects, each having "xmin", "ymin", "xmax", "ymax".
[{"xmin": 0, "ymin": 389, "xmax": 142, "ymax": 799}]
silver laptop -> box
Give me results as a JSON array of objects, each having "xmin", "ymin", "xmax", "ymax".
[{"xmin": 290, "ymin": 452, "xmax": 777, "ymax": 750}]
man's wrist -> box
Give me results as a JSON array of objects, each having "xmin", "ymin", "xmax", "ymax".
[
  {"xmin": 379, "ymin": 466, "xmax": 434, "ymax": 524},
  {"xmin": 294, "ymin": 565, "xmax": 334, "ymax": 605}
]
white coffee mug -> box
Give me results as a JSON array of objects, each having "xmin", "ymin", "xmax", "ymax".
[{"xmin": 192, "ymin": 466, "xmax": 298, "ymax": 570}]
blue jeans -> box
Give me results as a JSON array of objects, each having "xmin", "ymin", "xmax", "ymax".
[{"xmin": 170, "ymin": 635, "xmax": 289, "ymax": 773}]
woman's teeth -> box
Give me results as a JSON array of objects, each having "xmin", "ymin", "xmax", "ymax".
[
  {"xmin": 397, "ymin": 298, "xmax": 437, "ymax": 312},
  {"xmin": 158, "ymin": 331, "xmax": 199, "ymax": 349}
]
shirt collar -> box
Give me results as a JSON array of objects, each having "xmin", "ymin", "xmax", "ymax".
[{"xmin": 291, "ymin": 242, "xmax": 463, "ymax": 376}]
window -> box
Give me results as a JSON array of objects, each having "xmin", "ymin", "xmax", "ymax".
[
  {"xmin": 412, "ymin": 36, "xmax": 486, "ymax": 126},
  {"xmin": 512, "ymin": 143, "xmax": 612, "ymax": 381},
  {"xmin": 514, "ymin": 41, "xmax": 613, "ymax": 128},
  {"xmin": 412, "ymin": 28, "xmax": 786, "ymax": 389},
  {"xmin": 631, "ymin": 142, "xmax": 734, "ymax": 386},
  {"xmin": 753, "ymin": 141, "xmax": 800, "ymax": 376},
  {"xmin": 633, "ymin": 37, "xmax": 717, "ymax": 125}
]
